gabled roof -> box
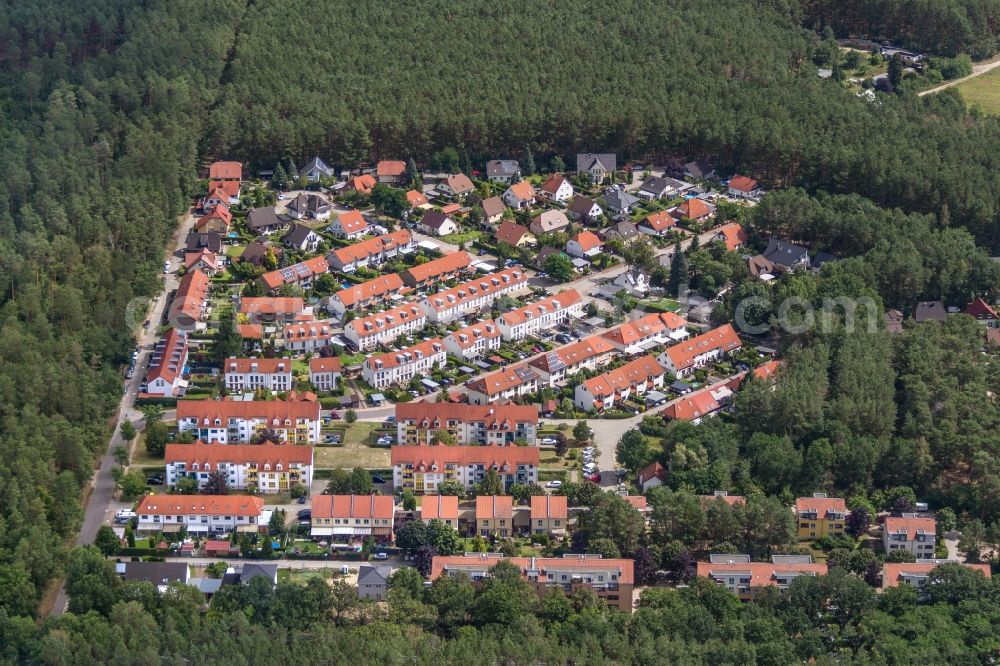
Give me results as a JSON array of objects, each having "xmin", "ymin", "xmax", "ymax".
[
  {"xmin": 567, "ymin": 196, "xmax": 601, "ymax": 217},
  {"xmin": 391, "ymin": 444, "xmax": 540, "ymax": 469},
  {"xmin": 406, "ymin": 190, "xmax": 429, "ymax": 207},
  {"xmin": 184, "ymin": 248, "xmax": 218, "ymax": 271},
  {"xmin": 376, "ymin": 160, "xmax": 407, "ymax": 177},
  {"xmin": 602, "ymin": 312, "xmax": 688, "ymax": 347},
  {"xmin": 662, "ymin": 384, "xmax": 730, "ymax": 421},
  {"xmin": 421, "ymin": 495, "xmax": 460, "ymax": 521},
  {"xmin": 914, "ymin": 300, "xmax": 947, "ymax": 322},
  {"xmin": 576, "ymin": 153, "xmax": 616, "ymax": 173},
  {"xmin": 714, "ymin": 223, "xmax": 748, "ymax": 251},
  {"xmin": 602, "ymin": 188, "xmax": 639, "ymax": 210},
  {"xmin": 495, "ymin": 221, "xmax": 533, "ymax": 246},
  {"xmin": 247, "ymin": 206, "xmax": 290, "ymax": 231},
  {"xmin": 401, "ymin": 252, "xmax": 472, "ymax": 284},
  {"xmin": 333, "ymin": 209, "xmax": 369, "ymax": 234},
  {"xmin": 237, "ymin": 324, "xmax": 263, "ymax": 339},
  {"xmin": 261, "ymin": 255, "xmax": 328, "ymax": 291},
  {"xmin": 365, "ymin": 338, "xmax": 445, "ymax": 371},
  {"xmin": 309, "ymin": 356, "xmax": 342, "ymax": 373},
  {"xmin": 697, "ymin": 560, "xmax": 828, "ymax": 587},
  {"xmin": 313, "ymin": 495, "xmax": 394, "ymax": 521},
  {"xmin": 239, "ymin": 297, "xmax": 304, "ymax": 317},
  {"xmin": 420, "ymin": 210, "xmax": 455, "ymax": 231},
  {"xmin": 752, "ymin": 359, "xmax": 782, "ymax": 381},
  {"xmin": 481, "ymin": 196, "xmax": 505, "ymax": 219},
  {"xmin": 476, "ymin": 495, "xmax": 514, "ymax": 520},
  {"xmin": 445, "ymin": 173, "xmax": 474, "ymax": 194},
  {"xmin": 169, "ymin": 269, "xmax": 210, "ymax": 325},
  {"xmin": 530, "ymin": 210, "xmax": 570, "ymax": 234},
  {"xmin": 662, "ymin": 324, "xmax": 741, "ymax": 371},
  {"xmin": 466, "ymin": 364, "xmax": 539, "ymax": 396},
  {"xmin": 448, "ymin": 319, "xmax": 502, "ymax": 349},
  {"xmin": 882, "ymin": 562, "xmax": 990, "ymax": 587},
  {"xmin": 347, "ymin": 174, "xmax": 376, "ymax": 192},
  {"xmin": 146, "ymin": 328, "xmax": 187, "ymax": 385},
  {"xmin": 209, "ymin": 161, "xmax": 243, "ymax": 180},
  {"xmin": 640, "ymin": 211, "xmax": 676, "ymax": 232},
  {"xmin": 602, "ymin": 220, "xmax": 640, "ymax": 241},
  {"xmin": 196, "ymin": 205, "xmax": 232, "ymax": 231},
  {"xmin": 529, "ymin": 335, "xmax": 615, "ymax": 373},
  {"xmin": 499, "ymin": 289, "xmax": 582, "ymax": 326},
  {"xmin": 761, "ymin": 238, "xmax": 808, "ymax": 267},
  {"xmin": 505, "ymin": 180, "xmax": 535, "ymax": 203},
  {"xmin": 540, "ymin": 173, "xmax": 570, "ymax": 195},
  {"xmin": 965, "ymin": 297, "xmax": 997, "ymax": 319},
  {"xmin": 728, "ymin": 174, "xmax": 759, "ymax": 192},
  {"xmin": 176, "ymin": 396, "xmax": 321, "ymax": 424},
  {"xmin": 303, "ymin": 156, "xmax": 333, "ymax": 177},
  {"xmin": 137, "ymin": 494, "xmax": 264, "ymax": 517},
  {"xmin": 581, "ymin": 355, "xmax": 665, "ymax": 398},
  {"xmin": 672, "ymin": 198, "xmax": 714, "ymax": 220},
  {"xmin": 358, "ymin": 564, "xmax": 393, "ymax": 585},
  {"xmin": 486, "ymin": 160, "xmax": 519, "ymax": 178},
  {"xmin": 186, "ymin": 232, "xmax": 222, "ymax": 253},
  {"xmin": 423, "ymin": 268, "xmax": 527, "ymax": 313},
  {"xmin": 165, "ymin": 441, "xmax": 311, "ymax": 469},
  {"xmin": 333, "ymin": 274, "xmax": 405, "ymax": 308},
  {"xmin": 348, "ymin": 303, "xmax": 425, "ymax": 338},
  {"xmin": 569, "ymin": 230, "xmax": 603, "ymax": 252},
  {"xmin": 283, "ymin": 223, "xmax": 317, "ymax": 246},
  {"xmin": 223, "ymin": 357, "xmax": 292, "ymax": 375},
  {"xmin": 795, "ymin": 495, "xmax": 846, "ymax": 517},
  {"xmin": 530, "ymin": 494, "xmax": 568, "ymax": 520},
  {"xmin": 637, "ymin": 461, "xmax": 666, "ymax": 485},
  {"xmin": 883, "ymin": 515, "xmax": 936, "ymax": 539},
  {"xmin": 396, "ymin": 402, "xmax": 538, "ymax": 427},
  {"xmin": 329, "ymin": 230, "xmax": 412, "ymax": 266}
]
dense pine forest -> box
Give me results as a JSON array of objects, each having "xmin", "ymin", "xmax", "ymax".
[{"xmin": 4, "ymin": 0, "xmax": 1000, "ymax": 663}]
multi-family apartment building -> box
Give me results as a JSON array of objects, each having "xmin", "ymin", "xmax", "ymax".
[
  {"xmin": 223, "ymin": 357, "xmax": 293, "ymax": 392},
  {"xmin": 444, "ymin": 320, "xmax": 502, "ymax": 361},
  {"xmin": 391, "ymin": 444, "xmax": 539, "ymax": 493},
  {"xmin": 795, "ymin": 493, "xmax": 846, "ymax": 539},
  {"xmin": 883, "ymin": 514, "xmax": 937, "ymax": 560},
  {"xmin": 329, "ymin": 274, "xmax": 408, "ymax": 316},
  {"xmin": 164, "ymin": 441, "xmax": 313, "ymax": 493},
  {"xmin": 657, "ymin": 324, "xmax": 741, "ymax": 377},
  {"xmin": 465, "ymin": 364, "xmax": 540, "ymax": 405},
  {"xmin": 144, "ymin": 328, "xmax": 188, "ymax": 396},
  {"xmin": 420, "ymin": 495, "xmax": 460, "ymax": 528},
  {"xmin": 310, "ymin": 495, "xmax": 395, "ymax": 543},
  {"xmin": 530, "ymin": 495, "xmax": 569, "ymax": 536},
  {"xmin": 135, "ymin": 494, "xmax": 267, "ymax": 536},
  {"xmin": 602, "ymin": 311, "xmax": 689, "ymax": 355},
  {"xmin": 574, "ymin": 355, "xmax": 666, "ymax": 411},
  {"xmin": 282, "ymin": 317, "xmax": 334, "ymax": 352},
  {"xmin": 431, "ymin": 553, "xmax": 635, "ymax": 612},
  {"xmin": 476, "ymin": 495, "xmax": 514, "ymax": 537},
  {"xmin": 419, "ymin": 267, "xmax": 528, "ymax": 323},
  {"xmin": 362, "ymin": 338, "xmax": 447, "ymax": 389},
  {"xmin": 882, "ymin": 561, "xmax": 991, "ymax": 590},
  {"xmin": 395, "ymin": 403, "xmax": 539, "ymax": 446},
  {"xmin": 308, "ymin": 356, "xmax": 342, "ymax": 391},
  {"xmin": 497, "ymin": 289, "xmax": 584, "ymax": 341},
  {"xmin": 400, "ymin": 251, "xmax": 472, "ymax": 288},
  {"xmin": 176, "ymin": 397, "xmax": 321, "ymax": 444},
  {"xmin": 697, "ymin": 554, "xmax": 827, "ymax": 601},
  {"xmin": 528, "ymin": 334, "xmax": 616, "ymax": 386},
  {"xmin": 326, "ymin": 230, "xmax": 413, "ymax": 273},
  {"xmin": 345, "ymin": 303, "xmax": 427, "ymax": 351}
]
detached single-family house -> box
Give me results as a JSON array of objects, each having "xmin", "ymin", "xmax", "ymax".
[
  {"xmin": 345, "ymin": 174, "xmax": 376, "ymax": 194},
  {"xmin": 196, "ymin": 205, "xmax": 232, "ymax": 234},
  {"xmin": 495, "ymin": 221, "xmax": 535, "ymax": 247},
  {"xmin": 602, "ymin": 220, "xmax": 641, "ymax": 244},
  {"xmin": 684, "ymin": 160, "xmax": 715, "ymax": 181},
  {"xmin": 712, "ymin": 223, "xmax": 748, "ymax": 251},
  {"xmin": 282, "ymin": 223, "xmax": 322, "ymax": 252},
  {"xmin": 407, "ymin": 189, "xmax": 431, "ymax": 209},
  {"xmin": 637, "ymin": 461, "xmax": 666, "ymax": 491},
  {"xmin": 247, "ymin": 207, "xmax": 291, "ymax": 236},
  {"xmin": 638, "ymin": 176, "xmax": 687, "ymax": 200},
  {"xmin": 566, "ymin": 230, "xmax": 604, "ymax": 258},
  {"xmin": 502, "ymin": 181, "xmax": 535, "ymax": 210},
  {"xmin": 418, "ymin": 210, "xmax": 459, "ymax": 236},
  {"xmin": 186, "ymin": 232, "xmax": 222, "ymax": 254},
  {"xmin": 481, "ymin": 196, "xmax": 505, "ymax": 225},
  {"xmin": 577, "ymin": 153, "xmax": 616, "ymax": 183},
  {"xmin": 486, "ymin": 160, "xmax": 520, "ymax": 183},
  {"xmin": 376, "ymin": 160, "xmax": 407, "ymax": 185},
  {"xmin": 328, "ymin": 210, "xmax": 369, "ymax": 239},
  {"xmin": 604, "ymin": 268, "xmax": 649, "ymax": 298},
  {"xmin": 671, "ymin": 198, "xmax": 715, "ymax": 223},
  {"xmin": 965, "ymin": 297, "xmax": 997, "ymax": 321},
  {"xmin": 303, "ymin": 156, "xmax": 334, "ymax": 182},
  {"xmin": 184, "ymin": 248, "xmax": 220, "ymax": 276},
  {"xmin": 529, "ymin": 209, "xmax": 570, "ymax": 235},
  {"xmin": 728, "ymin": 175, "xmax": 761, "ymax": 199},
  {"xmin": 440, "ymin": 173, "xmax": 475, "ymax": 199},
  {"xmin": 602, "ymin": 188, "xmax": 639, "ymax": 216},
  {"xmin": 914, "ymin": 300, "xmax": 947, "ymax": 323},
  {"xmin": 539, "ymin": 173, "xmax": 574, "ymax": 202},
  {"xmin": 358, "ymin": 565, "xmax": 393, "ymax": 601},
  {"xmin": 638, "ymin": 211, "xmax": 676, "ymax": 236},
  {"xmin": 285, "ymin": 193, "xmax": 331, "ymax": 221},
  {"xmin": 567, "ymin": 196, "xmax": 603, "ymax": 224},
  {"xmin": 749, "ymin": 238, "xmax": 810, "ymax": 276}
]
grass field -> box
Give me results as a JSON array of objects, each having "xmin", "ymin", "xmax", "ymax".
[
  {"xmin": 439, "ymin": 230, "xmax": 482, "ymax": 246},
  {"xmin": 313, "ymin": 422, "xmax": 390, "ymax": 468},
  {"xmin": 955, "ymin": 67, "xmax": 1000, "ymax": 114}
]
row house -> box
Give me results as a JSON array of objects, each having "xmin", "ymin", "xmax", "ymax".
[
  {"xmin": 698, "ymin": 554, "xmax": 827, "ymax": 601},
  {"xmin": 328, "ymin": 209, "xmax": 369, "ymax": 239},
  {"xmin": 144, "ymin": 328, "xmax": 188, "ymax": 397},
  {"xmin": 164, "ymin": 441, "xmax": 314, "ymax": 493},
  {"xmin": 421, "ymin": 495, "xmax": 460, "ymax": 528},
  {"xmin": 326, "ymin": 230, "xmax": 414, "ymax": 273},
  {"xmin": 883, "ymin": 514, "xmax": 937, "ymax": 560},
  {"xmin": 444, "ymin": 319, "xmax": 502, "ymax": 361},
  {"xmin": 420, "ymin": 267, "xmax": 528, "ymax": 323},
  {"xmin": 135, "ymin": 494, "xmax": 266, "ymax": 536},
  {"xmin": 238, "ymin": 297, "xmax": 304, "ymax": 324},
  {"xmin": 223, "ymin": 357, "xmax": 293, "ymax": 392},
  {"xmin": 391, "ymin": 444, "xmax": 539, "ymax": 494},
  {"xmin": 260, "ymin": 255, "xmax": 329, "ymax": 293},
  {"xmin": 328, "ymin": 274, "xmax": 407, "ymax": 316},
  {"xmin": 362, "ymin": 338, "xmax": 447, "ymax": 389},
  {"xmin": 345, "ymin": 303, "xmax": 427, "ymax": 351},
  {"xmin": 282, "ymin": 317, "xmax": 334, "ymax": 352},
  {"xmin": 657, "ymin": 324, "xmax": 741, "ymax": 377},
  {"xmin": 176, "ymin": 398, "xmax": 321, "ymax": 444},
  {"xmin": 882, "ymin": 561, "xmax": 990, "ymax": 590},
  {"xmin": 395, "ymin": 403, "xmax": 539, "ymax": 446},
  {"xmin": 661, "ymin": 383, "xmax": 735, "ymax": 423},
  {"xmin": 465, "ymin": 364, "xmax": 540, "ymax": 405},
  {"xmin": 530, "ymin": 494, "xmax": 568, "ymax": 537},
  {"xmin": 431, "ymin": 554, "xmax": 634, "ymax": 613},
  {"xmin": 528, "ymin": 334, "xmax": 615, "ymax": 386},
  {"xmin": 400, "ymin": 251, "xmax": 472, "ymax": 288},
  {"xmin": 169, "ymin": 269, "xmax": 210, "ymax": 330},
  {"xmin": 310, "ymin": 495, "xmax": 395, "ymax": 543},
  {"xmin": 574, "ymin": 355, "xmax": 666, "ymax": 412},
  {"xmin": 497, "ymin": 289, "xmax": 584, "ymax": 341},
  {"xmin": 477, "ymin": 495, "xmax": 514, "ymax": 537},
  {"xmin": 602, "ymin": 311, "xmax": 690, "ymax": 355},
  {"xmin": 308, "ymin": 356, "xmax": 342, "ymax": 391},
  {"xmin": 796, "ymin": 493, "xmax": 846, "ymax": 539}
]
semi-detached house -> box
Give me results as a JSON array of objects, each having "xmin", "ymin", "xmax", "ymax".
[
  {"xmin": 176, "ymin": 398, "xmax": 321, "ymax": 444},
  {"xmin": 329, "ymin": 274, "xmax": 407, "ymax": 316},
  {"xmin": 345, "ymin": 303, "xmax": 427, "ymax": 351},
  {"xmin": 391, "ymin": 444, "xmax": 539, "ymax": 493},
  {"xmin": 420, "ymin": 267, "xmax": 527, "ymax": 323},
  {"xmin": 326, "ymin": 230, "xmax": 414, "ymax": 273},
  {"xmin": 164, "ymin": 441, "xmax": 314, "ymax": 493},
  {"xmin": 445, "ymin": 319, "xmax": 502, "ymax": 361},
  {"xmin": 362, "ymin": 338, "xmax": 447, "ymax": 389},
  {"xmin": 497, "ymin": 289, "xmax": 583, "ymax": 341},
  {"xmin": 223, "ymin": 357, "xmax": 293, "ymax": 392},
  {"xmin": 395, "ymin": 403, "xmax": 539, "ymax": 446},
  {"xmin": 574, "ymin": 355, "xmax": 666, "ymax": 411},
  {"xmin": 136, "ymin": 494, "xmax": 266, "ymax": 536},
  {"xmin": 477, "ymin": 495, "xmax": 514, "ymax": 537},
  {"xmin": 530, "ymin": 494, "xmax": 568, "ymax": 536},
  {"xmin": 528, "ymin": 334, "xmax": 616, "ymax": 386},
  {"xmin": 465, "ymin": 364, "xmax": 540, "ymax": 405}
]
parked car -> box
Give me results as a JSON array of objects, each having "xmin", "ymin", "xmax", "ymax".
[
  {"xmin": 297, "ymin": 509, "xmax": 311, "ymax": 520},
  {"xmin": 372, "ymin": 474, "xmax": 386, "ymax": 484},
  {"xmin": 586, "ymin": 472, "xmax": 602, "ymax": 483},
  {"xmin": 163, "ymin": 261, "xmax": 170, "ymax": 273},
  {"xmin": 329, "ymin": 411, "xmax": 341, "ymax": 420},
  {"xmin": 545, "ymin": 480, "xmax": 562, "ymax": 488},
  {"xmin": 146, "ymin": 474, "xmax": 164, "ymax": 485},
  {"xmin": 115, "ymin": 509, "xmax": 136, "ymax": 524},
  {"xmin": 297, "ymin": 496, "xmax": 307, "ymax": 504},
  {"xmin": 555, "ymin": 333, "xmax": 572, "ymax": 344},
  {"xmin": 541, "ymin": 437, "xmax": 557, "ymax": 445},
  {"xmin": 373, "ymin": 552, "xmax": 388, "ymax": 560},
  {"xmin": 582, "ymin": 463, "xmax": 597, "ymax": 473}
]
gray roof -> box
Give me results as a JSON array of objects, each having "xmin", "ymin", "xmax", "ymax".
[
  {"xmin": 577, "ymin": 153, "xmax": 616, "ymax": 173},
  {"xmin": 284, "ymin": 223, "xmax": 317, "ymax": 246},
  {"xmin": 358, "ymin": 564, "xmax": 393, "ymax": 585},
  {"xmin": 189, "ymin": 577, "xmax": 224, "ymax": 595},
  {"xmin": 240, "ymin": 563, "xmax": 278, "ymax": 585},
  {"xmin": 914, "ymin": 300, "xmax": 947, "ymax": 323},
  {"xmin": 684, "ymin": 160, "xmax": 714, "ymax": 179},
  {"xmin": 420, "ymin": 210, "xmax": 453, "ymax": 231},
  {"xmin": 602, "ymin": 189, "xmax": 639, "ymax": 212},
  {"xmin": 486, "ymin": 160, "xmax": 519, "ymax": 178},
  {"xmin": 568, "ymin": 196, "xmax": 600, "ymax": 217},
  {"xmin": 640, "ymin": 176, "xmax": 687, "ymax": 197},
  {"xmin": 247, "ymin": 206, "xmax": 291, "ymax": 231},
  {"xmin": 603, "ymin": 220, "xmax": 639, "ymax": 241},
  {"xmin": 761, "ymin": 238, "xmax": 809, "ymax": 268},
  {"xmin": 303, "ymin": 156, "xmax": 333, "ymax": 178},
  {"xmin": 240, "ymin": 240, "xmax": 275, "ymax": 265},
  {"xmin": 186, "ymin": 232, "xmax": 222, "ymax": 253},
  {"xmin": 288, "ymin": 193, "xmax": 330, "ymax": 214},
  {"xmin": 123, "ymin": 562, "xmax": 189, "ymax": 585}
]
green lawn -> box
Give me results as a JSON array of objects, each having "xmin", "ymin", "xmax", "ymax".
[
  {"xmin": 955, "ymin": 66, "xmax": 1000, "ymax": 114},
  {"xmin": 440, "ymin": 230, "xmax": 482, "ymax": 246},
  {"xmin": 640, "ymin": 297, "xmax": 681, "ymax": 312},
  {"xmin": 225, "ymin": 245, "xmax": 245, "ymax": 258},
  {"xmin": 313, "ymin": 422, "xmax": 390, "ymax": 469}
]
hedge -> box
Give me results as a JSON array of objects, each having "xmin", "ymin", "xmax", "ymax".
[{"xmin": 135, "ymin": 396, "xmax": 178, "ymax": 408}]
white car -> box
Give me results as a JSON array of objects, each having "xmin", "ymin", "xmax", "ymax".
[
  {"xmin": 541, "ymin": 437, "xmax": 557, "ymax": 445},
  {"xmin": 545, "ymin": 480, "xmax": 562, "ymax": 488},
  {"xmin": 582, "ymin": 463, "xmax": 597, "ymax": 473},
  {"xmin": 115, "ymin": 509, "xmax": 136, "ymax": 524},
  {"xmin": 163, "ymin": 261, "xmax": 170, "ymax": 273}
]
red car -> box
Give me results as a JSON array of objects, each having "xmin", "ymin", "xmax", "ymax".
[{"xmin": 585, "ymin": 472, "xmax": 602, "ymax": 483}]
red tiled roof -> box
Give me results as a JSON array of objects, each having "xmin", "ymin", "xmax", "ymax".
[
  {"xmin": 421, "ymin": 495, "xmax": 460, "ymax": 521},
  {"xmin": 208, "ymin": 179, "xmax": 240, "ymax": 198},
  {"xmin": 476, "ymin": 495, "xmax": 513, "ymax": 520},
  {"xmin": 423, "ymin": 268, "xmax": 527, "ymax": 313},
  {"xmin": 602, "ymin": 312, "xmax": 687, "ymax": 347},
  {"xmin": 581, "ymin": 355, "xmax": 664, "ymax": 399},
  {"xmin": 697, "ymin": 561, "xmax": 827, "ymax": 588},
  {"xmin": 347, "ymin": 174, "xmax": 376, "ymax": 193},
  {"xmin": 196, "ymin": 205, "xmax": 233, "ymax": 231},
  {"xmin": 313, "ymin": 495, "xmax": 394, "ymax": 521},
  {"xmin": 571, "ymin": 230, "xmax": 603, "ymax": 252},
  {"xmin": 795, "ymin": 496, "xmax": 846, "ymax": 517},
  {"xmin": 540, "ymin": 173, "xmax": 568, "ymax": 195},
  {"xmin": 965, "ymin": 297, "xmax": 998, "ymax": 319},
  {"xmin": 334, "ymin": 209, "xmax": 369, "ymax": 234},
  {"xmin": 673, "ymin": 198, "xmax": 714, "ymax": 220},
  {"xmin": 715, "ymin": 223, "xmax": 748, "ymax": 251},
  {"xmin": 623, "ymin": 495, "xmax": 648, "ymax": 511},
  {"xmin": 237, "ymin": 324, "xmax": 263, "ymax": 339},
  {"xmin": 309, "ymin": 357, "xmax": 342, "ymax": 373},
  {"xmin": 407, "ymin": 190, "xmax": 429, "ymax": 207},
  {"xmin": 147, "ymin": 328, "xmax": 187, "ymax": 385},
  {"xmin": 396, "ymin": 402, "xmax": 538, "ymax": 427},
  {"xmin": 884, "ymin": 515, "xmax": 936, "ymax": 540},
  {"xmin": 283, "ymin": 317, "xmax": 333, "ymax": 343},
  {"xmin": 506, "ymin": 180, "xmax": 535, "ymax": 202},
  {"xmin": 637, "ymin": 461, "xmax": 666, "ymax": 485},
  {"xmin": 184, "ymin": 249, "xmax": 218, "ymax": 272},
  {"xmin": 530, "ymin": 494, "xmax": 568, "ymax": 520},
  {"xmin": 377, "ymin": 160, "xmax": 407, "ymax": 177},
  {"xmin": 176, "ymin": 397, "xmax": 321, "ymax": 423},
  {"xmin": 465, "ymin": 364, "xmax": 537, "ymax": 396},
  {"xmin": 348, "ymin": 302, "xmax": 425, "ymax": 338},
  {"xmin": 495, "ymin": 221, "xmax": 533, "ymax": 245},
  {"xmin": 662, "ymin": 324, "xmax": 741, "ymax": 372},
  {"xmin": 753, "ymin": 359, "xmax": 782, "ymax": 381},
  {"xmin": 165, "ymin": 441, "xmax": 312, "ymax": 468},
  {"xmin": 138, "ymin": 494, "xmax": 263, "ymax": 517},
  {"xmin": 529, "ymin": 335, "xmax": 614, "ymax": 373},
  {"xmin": 448, "ymin": 319, "xmax": 502, "ymax": 349},
  {"xmin": 446, "ymin": 173, "xmax": 474, "ymax": 194},
  {"xmin": 209, "ymin": 161, "xmax": 243, "ymax": 181},
  {"xmin": 365, "ymin": 338, "xmax": 445, "ymax": 371},
  {"xmin": 641, "ymin": 211, "xmax": 676, "ymax": 232},
  {"xmin": 728, "ymin": 175, "xmax": 758, "ymax": 192},
  {"xmin": 882, "ymin": 562, "xmax": 990, "ymax": 587},
  {"xmin": 700, "ymin": 493, "xmax": 745, "ymax": 507},
  {"xmin": 330, "ymin": 230, "xmax": 411, "ymax": 266},
  {"xmin": 662, "ymin": 385, "xmax": 727, "ymax": 421},
  {"xmin": 261, "ymin": 256, "xmax": 328, "ymax": 291},
  {"xmin": 169, "ymin": 269, "xmax": 210, "ymax": 325},
  {"xmin": 401, "ymin": 252, "xmax": 472, "ymax": 285},
  {"xmin": 224, "ymin": 357, "xmax": 292, "ymax": 374},
  {"xmin": 239, "ymin": 297, "xmax": 305, "ymax": 317},
  {"xmin": 499, "ymin": 289, "xmax": 582, "ymax": 326},
  {"xmin": 333, "ymin": 274, "xmax": 405, "ymax": 308}
]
